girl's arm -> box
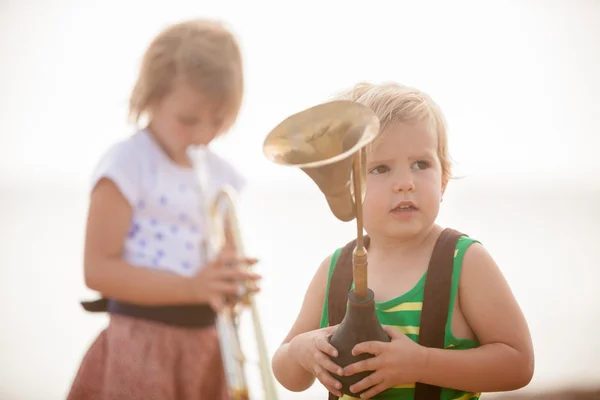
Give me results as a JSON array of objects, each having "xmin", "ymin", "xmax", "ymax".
[
  {"xmin": 418, "ymin": 242, "xmax": 535, "ymax": 392},
  {"xmin": 83, "ymin": 178, "xmax": 197, "ymax": 305},
  {"xmin": 271, "ymin": 254, "xmax": 332, "ymax": 392}
]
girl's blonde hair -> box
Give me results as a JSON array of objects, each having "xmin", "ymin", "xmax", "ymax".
[
  {"xmin": 333, "ymin": 82, "xmax": 452, "ymax": 187},
  {"xmin": 129, "ymin": 19, "xmax": 244, "ymax": 130}
]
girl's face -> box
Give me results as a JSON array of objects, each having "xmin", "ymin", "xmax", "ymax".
[
  {"xmin": 363, "ymin": 120, "xmax": 444, "ymax": 241},
  {"xmin": 149, "ymin": 80, "xmax": 226, "ymax": 164}
]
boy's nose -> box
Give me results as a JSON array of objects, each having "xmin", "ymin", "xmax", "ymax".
[{"xmin": 393, "ymin": 174, "xmax": 415, "ymax": 193}]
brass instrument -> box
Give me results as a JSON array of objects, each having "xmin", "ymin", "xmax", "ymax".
[
  {"xmin": 262, "ymin": 100, "xmax": 379, "ymax": 293},
  {"xmin": 263, "ymin": 100, "xmax": 390, "ymax": 397},
  {"xmin": 188, "ymin": 147, "xmax": 279, "ymax": 400}
]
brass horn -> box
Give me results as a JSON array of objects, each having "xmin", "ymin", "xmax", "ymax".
[
  {"xmin": 187, "ymin": 147, "xmax": 279, "ymax": 400},
  {"xmin": 262, "ymin": 100, "xmax": 379, "ymax": 222},
  {"xmin": 263, "ymin": 100, "xmax": 391, "ymax": 397}
]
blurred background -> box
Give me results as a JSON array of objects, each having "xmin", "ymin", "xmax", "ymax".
[{"xmin": 1, "ymin": 0, "xmax": 599, "ymax": 399}]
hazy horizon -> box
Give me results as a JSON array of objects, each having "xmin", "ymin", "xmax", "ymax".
[{"xmin": 1, "ymin": 176, "xmax": 599, "ymax": 399}]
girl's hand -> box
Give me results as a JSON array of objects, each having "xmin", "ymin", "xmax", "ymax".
[
  {"xmin": 342, "ymin": 326, "xmax": 426, "ymax": 398},
  {"xmin": 289, "ymin": 326, "xmax": 344, "ymax": 397},
  {"xmin": 191, "ymin": 251, "xmax": 261, "ymax": 312}
]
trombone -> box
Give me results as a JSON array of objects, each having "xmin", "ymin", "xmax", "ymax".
[{"xmin": 188, "ymin": 146, "xmax": 279, "ymax": 400}]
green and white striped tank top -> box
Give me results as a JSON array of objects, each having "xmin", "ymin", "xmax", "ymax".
[{"xmin": 319, "ymin": 235, "xmax": 481, "ymax": 400}]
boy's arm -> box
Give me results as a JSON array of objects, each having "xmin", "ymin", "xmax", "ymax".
[
  {"xmin": 417, "ymin": 243, "xmax": 535, "ymax": 392},
  {"xmin": 271, "ymin": 254, "xmax": 332, "ymax": 392}
]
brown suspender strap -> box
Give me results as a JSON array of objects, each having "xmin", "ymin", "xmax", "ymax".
[
  {"xmin": 327, "ymin": 236, "xmax": 371, "ymax": 327},
  {"xmin": 413, "ymin": 228, "xmax": 464, "ymax": 400},
  {"xmin": 326, "ymin": 228, "xmax": 464, "ymax": 400}
]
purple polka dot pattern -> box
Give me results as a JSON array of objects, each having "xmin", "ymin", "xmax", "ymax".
[
  {"xmin": 124, "ymin": 182, "xmax": 207, "ymax": 275},
  {"xmin": 97, "ymin": 131, "xmax": 244, "ymax": 278},
  {"xmin": 128, "ymin": 223, "xmax": 141, "ymax": 238}
]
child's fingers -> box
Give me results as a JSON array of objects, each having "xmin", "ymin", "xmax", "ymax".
[
  {"xmin": 212, "ymin": 281, "xmax": 243, "ymax": 296},
  {"xmin": 213, "ymin": 267, "xmax": 261, "ymax": 282},
  {"xmin": 216, "ymin": 255, "xmax": 259, "ymax": 267},
  {"xmin": 243, "ymin": 257, "xmax": 259, "ymax": 265},
  {"xmin": 209, "ymin": 297, "xmax": 224, "ymax": 313},
  {"xmin": 322, "ymin": 324, "xmax": 339, "ymax": 334},
  {"xmin": 382, "ymin": 325, "xmax": 403, "ymax": 340},
  {"xmin": 244, "ymin": 271, "xmax": 262, "ymax": 280},
  {"xmin": 224, "ymin": 257, "xmax": 259, "ymax": 268},
  {"xmin": 352, "ymin": 340, "xmax": 386, "ymax": 357},
  {"xmin": 211, "ymin": 277, "xmax": 262, "ymax": 298},
  {"xmin": 349, "ymin": 370, "xmax": 385, "ymax": 397},
  {"xmin": 343, "ymin": 355, "xmax": 383, "ymax": 377},
  {"xmin": 316, "ymin": 336, "xmax": 339, "ymax": 358},
  {"xmin": 315, "ymin": 351, "xmax": 344, "ymax": 377},
  {"xmin": 352, "ymin": 380, "xmax": 388, "ymax": 399},
  {"xmin": 313, "ymin": 366, "xmax": 342, "ymax": 397}
]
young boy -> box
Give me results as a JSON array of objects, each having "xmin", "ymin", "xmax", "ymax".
[{"xmin": 271, "ymin": 82, "xmax": 534, "ymax": 399}]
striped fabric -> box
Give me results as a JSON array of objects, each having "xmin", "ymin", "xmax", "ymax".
[{"xmin": 319, "ymin": 236, "xmax": 482, "ymax": 400}]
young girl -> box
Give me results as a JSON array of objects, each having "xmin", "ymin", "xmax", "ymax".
[
  {"xmin": 271, "ymin": 82, "xmax": 535, "ymax": 399},
  {"xmin": 67, "ymin": 19, "xmax": 260, "ymax": 400}
]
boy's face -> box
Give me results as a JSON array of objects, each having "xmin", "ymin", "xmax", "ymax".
[
  {"xmin": 150, "ymin": 80, "xmax": 225, "ymax": 157},
  {"xmin": 363, "ymin": 120, "xmax": 443, "ymax": 240}
]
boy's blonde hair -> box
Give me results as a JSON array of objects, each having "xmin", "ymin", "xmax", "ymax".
[
  {"xmin": 129, "ymin": 19, "xmax": 244, "ymax": 130},
  {"xmin": 334, "ymin": 82, "xmax": 452, "ymax": 188}
]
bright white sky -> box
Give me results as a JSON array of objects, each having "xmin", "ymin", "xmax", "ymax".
[{"xmin": 1, "ymin": 0, "xmax": 599, "ymax": 187}]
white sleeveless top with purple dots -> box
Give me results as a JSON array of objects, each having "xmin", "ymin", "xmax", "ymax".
[{"xmin": 90, "ymin": 129, "xmax": 245, "ymax": 277}]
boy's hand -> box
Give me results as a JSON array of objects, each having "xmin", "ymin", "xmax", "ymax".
[
  {"xmin": 289, "ymin": 325, "xmax": 344, "ymax": 397},
  {"xmin": 342, "ymin": 326, "xmax": 426, "ymax": 398}
]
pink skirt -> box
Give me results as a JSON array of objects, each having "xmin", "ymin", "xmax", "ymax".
[{"xmin": 67, "ymin": 314, "xmax": 228, "ymax": 400}]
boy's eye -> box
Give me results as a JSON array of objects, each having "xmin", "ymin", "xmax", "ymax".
[
  {"xmin": 369, "ymin": 165, "xmax": 390, "ymax": 174},
  {"xmin": 412, "ymin": 160, "xmax": 430, "ymax": 170}
]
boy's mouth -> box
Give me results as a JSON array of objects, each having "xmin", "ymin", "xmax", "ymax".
[{"xmin": 391, "ymin": 201, "xmax": 418, "ymax": 211}]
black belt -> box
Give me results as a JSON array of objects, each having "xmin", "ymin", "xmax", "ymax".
[{"xmin": 80, "ymin": 298, "xmax": 216, "ymax": 328}]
